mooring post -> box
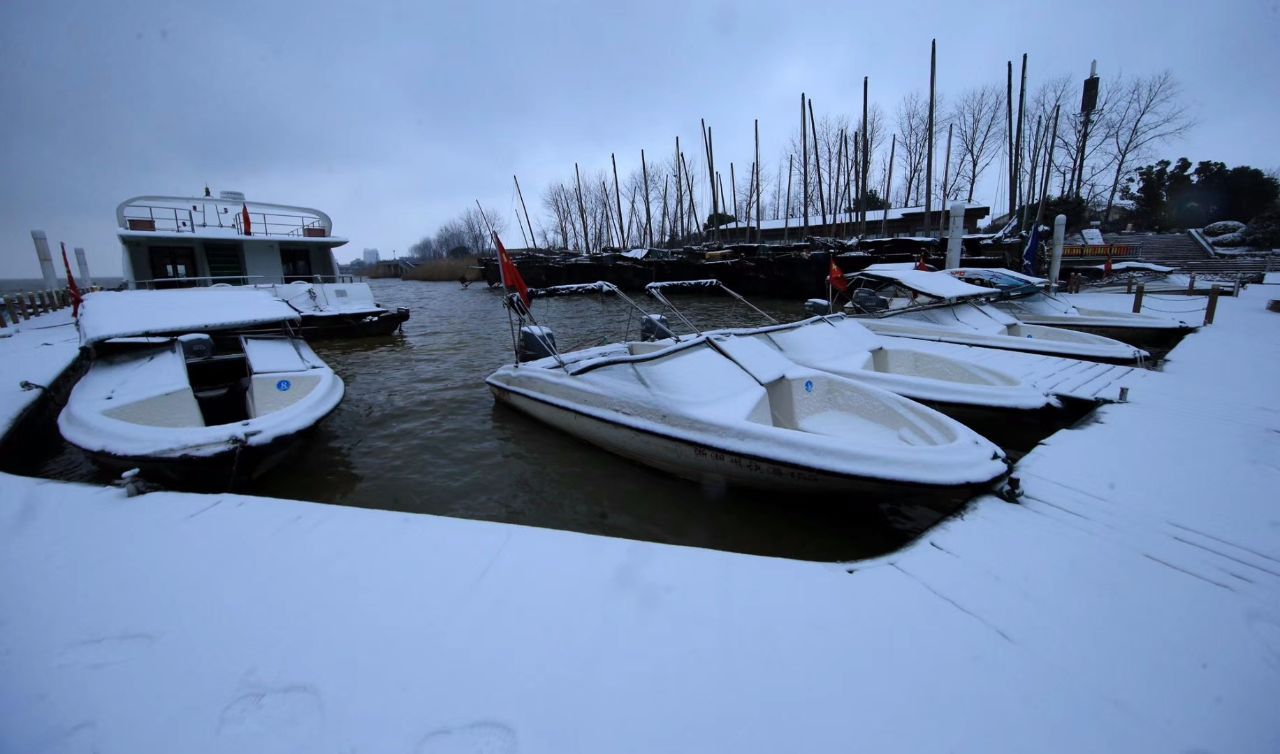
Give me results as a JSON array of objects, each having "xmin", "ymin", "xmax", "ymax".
[
  {"xmin": 945, "ymin": 201, "xmax": 965, "ymax": 269},
  {"xmin": 26, "ymin": 292, "xmax": 40, "ymax": 315},
  {"xmin": 1132, "ymin": 283, "xmax": 1145, "ymax": 313},
  {"xmin": 1234, "ymin": 272, "xmax": 1241, "ymax": 297},
  {"xmin": 1126, "ymin": 277, "xmax": 1133, "ymax": 294},
  {"xmin": 31, "ymin": 230, "xmax": 58, "ymax": 291},
  {"xmin": 74, "ymin": 246, "xmax": 94, "ymax": 289},
  {"xmin": 1187, "ymin": 272, "xmax": 1196, "ymax": 294},
  {"xmin": 1048, "ymin": 214, "xmax": 1065, "ymax": 290},
  {"xmin": 1205, "ymin": 285, "xmax": 1220, "ymax": 325}
]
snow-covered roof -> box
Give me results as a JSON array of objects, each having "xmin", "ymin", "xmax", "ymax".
[
  {"xmin": 78, "ymin": 289, "xmax": 300, "ymax": 345},
  {"xmin": 858, "ymin": 269, "xmax": 994, "ymax": 300}
]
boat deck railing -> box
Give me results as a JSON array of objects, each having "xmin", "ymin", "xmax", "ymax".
[{"xmin": 117, "ymin": 196, "xmax": 334, "ymax": 239}]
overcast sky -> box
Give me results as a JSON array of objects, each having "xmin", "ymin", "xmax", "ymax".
[{"xmin": 1, "ymin": 0, "xmax": 1276, "ymax": 278}]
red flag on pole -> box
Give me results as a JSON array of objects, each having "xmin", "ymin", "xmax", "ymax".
[
  {"xmin": 59, "ymin": 242, "xmax": 83, "ymax": 318},
  {"xmin": 241, "ymin": 203, "xmax": 252, "ymax": 236},
  {"xmin": 828, "ymin": 257, "xmax": 848, "ymax": 292},
  {"xmin": 494, "ymin": 234, "xmax": 531, "ymax": 309},
  {"xmin": 915, "ymin": 254, "xmax": 931, "ymax": 271}
]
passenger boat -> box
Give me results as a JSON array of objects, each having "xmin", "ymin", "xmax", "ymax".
[
  {"xmin": 845, "ymin": 268, "xmax": 1149, "ymax": 364},
  {"xmin": 486, "ymin": 282, "xmax": 1009, "ymax": 496},
  {"xmin": 115, "ymin": 190, "xmax": 408, "ymax": 337},
  {"xmin": 948, "ymin": 267, "xmax": 1195, "ymax": 348},
  {"xmin": 58, "ymin": 289, "xmax": 344, "ymax": 484},
  {"xmin": 644, "ymin": 279, "xmax": 1056, "ymax": 435}
]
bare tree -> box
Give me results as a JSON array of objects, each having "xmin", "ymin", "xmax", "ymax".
[
  {"xmin": 895, "ymin": 92, "xmax": 929, "ymax": 206},
  {"xmin": 951, "ymin": 84, "xmax": 1005, "ymax": 202},
  {"xmin": 1101, "ymin": 70, "xmax": 1193, "ymax": 221}
]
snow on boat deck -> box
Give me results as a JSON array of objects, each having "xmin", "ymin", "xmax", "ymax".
[
  {"xmin": 878, "ymin": 334, "xmax": 1152, "ymax": 401},
  {"xmin": 1, "ymin": 287, "xmax": 1279, "ymax": 752}
]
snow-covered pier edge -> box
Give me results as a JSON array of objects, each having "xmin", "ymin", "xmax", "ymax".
[{"xmin": 2, "ymin": 287, "xmax": 1279, "ymax": 752}]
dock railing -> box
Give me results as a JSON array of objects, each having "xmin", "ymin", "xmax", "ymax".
[
  {"xmin": 128, "ymin": 274, "xmax": 363, "ymax": 290},
  {"xmin": 1, "ymin": 287, "xmax": 86, "ymax": 327},
  {"xmin": 117, "ymin": 196, "xmax": 334, "ymax": 239}
]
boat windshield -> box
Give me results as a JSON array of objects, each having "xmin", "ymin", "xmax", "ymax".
[{"xmin": 947, "ymin": 269, "xmax": 1044, "ymax": 299}]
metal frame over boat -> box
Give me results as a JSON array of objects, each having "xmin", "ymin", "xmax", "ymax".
[
  {"xmin": 845, "ymin": 268, "xmax": 1149, "ymax": 365},
  {"xmin": 486, "ymin": 281, "xmax": 1008, "ymax": 496}
]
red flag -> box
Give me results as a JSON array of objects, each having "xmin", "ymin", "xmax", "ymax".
[
  {"xmin": 915, "ymin": 254, "xmax": 930, "ymax": 271},
  {"xmin": 59, "ymin": 242, "xmax": 83, "ymax": 318},
  {"xmin": 241, "ymin": 203, "xmax": 252, "ymax": 236},
  {"xmin": 1104, "ymin": 255, "xmax": 1113, "ymax": 275},
  {"xmin": 494, "ymin": 234, "xmax": 531, "ymax": 309},
  {"xmin": 828, "ymin": 257, "xmax": 848, "ymax": 292}
]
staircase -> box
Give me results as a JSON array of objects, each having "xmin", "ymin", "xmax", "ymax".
[{"xmin": 1104, "ymin": 232, "xmax": 1274, "ymax": 278}]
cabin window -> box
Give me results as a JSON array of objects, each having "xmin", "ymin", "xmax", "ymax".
[
  {"xmin": 280, "ymin": 247, "xmax": 313, "ymax": 283},
  {"xmin": 148, "ymin": 246, "xmax": 198, "ymax": 288},
  {"xmin": 204, "ymin": 242, "xmax": 246, "ymax": 285}
]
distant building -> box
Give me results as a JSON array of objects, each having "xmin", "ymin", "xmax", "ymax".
[{"xmin": 362, "ymin": 248, "xmax": 380, "ymax": 265}]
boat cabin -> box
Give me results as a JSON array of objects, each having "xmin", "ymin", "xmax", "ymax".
[{"xmin": 117, "ymin": 191, "xmax": 351, "ymax": 289}]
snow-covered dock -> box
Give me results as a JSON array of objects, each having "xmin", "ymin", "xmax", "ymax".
[
  {"xmin": 0, "ymin": 308, "xmax": 80, "ymax": 434},
  {"xmin": 2, "ymin": 287, "xmax": 1279, "ymax": 752}
]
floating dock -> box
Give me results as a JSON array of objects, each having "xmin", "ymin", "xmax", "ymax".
[{"xmin": 1, "ymin": 286, "xmax": 1278, "ymax": 752}]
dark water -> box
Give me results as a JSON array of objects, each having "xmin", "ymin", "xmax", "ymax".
[{"xmin": 17, "ymin": 280, "xmax": 1005, "ymax": 561}]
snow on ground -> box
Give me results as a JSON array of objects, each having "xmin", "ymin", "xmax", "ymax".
[
  {"xmin": 1, "ymin": 290, "xmax": 1279, "ymax": 752},
  {"xmin": 0, "ymin": 309, "xmax": 79, "ymax": 432}
]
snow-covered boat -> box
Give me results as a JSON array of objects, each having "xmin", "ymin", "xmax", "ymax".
[
  {"xmin": 644, "ymin": 280, "xmax": 1055, "ymax": 435},
  {"xmin": 486, "ymin": 282, "xmax": 1008, "ymax": 496},
  {"xmin": 948, "ymin": 267, "xmax": 1195, "ymax": 348},
  {"xmin": 58, "ymin": 289, "xmax": 344, "ymax": 484},
  {"xmin": 116, "ymin": 191, "xmax": 409, "ymax": 338},
  {"xmin": 845, "ymin": 268, "xmax": 1149, "ymax": 364}
]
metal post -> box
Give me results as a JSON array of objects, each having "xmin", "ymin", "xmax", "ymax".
[
  {"xmin": 31, "ymin": 230, "xmax": 58, "ymax": 291},
  {"xmin": 1205, "ymin": 285, "xmax": 1220, "ymax": 325},
  {"xmin": 1132, "ymin": 283, "xmax": 1145, "ymax": 313},
  {"xmin": 73, "ymin": 247, "xmax": 93, "ymax": 289},
  {"xmin": 1049, "ymin": 214, "xmax": 1066, "ymax": 291},
  {"xmin": 1126, "ymin": 277, "xmax": 1133, "ymax": 294},
  {"xmin": 945, "ymin": 202, "xmax": 965, "ymax": 269},
  {"xmin": 1187, "ymin": 273, "xmax": 1196, "ymax": 295}
]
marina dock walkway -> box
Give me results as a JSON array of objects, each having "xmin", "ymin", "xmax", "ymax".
[
  {"xmin": 0, "ymin": 309, "xmax": 78, "ymax": 432},
  {"xmin": 1, "ymin": 287, "xmax": 1278, "ymax": 752}
]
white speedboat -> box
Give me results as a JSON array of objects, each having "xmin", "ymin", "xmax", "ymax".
[
  {"xmin": 59, "ymin": 289, "xmax": 344, "ymax": 484},
  {"xmin": 949, "ymin": 267, "xmax": 1195, "ymax": 348},
  {"xmin": 486, "ymin": 282, "xmax": 1008, "ymax": 496},
  {"xmin": 644, "ymin": 280, "xmax": 1055, "ymax": 434},
  {"xmin": 845, "ymin": 269, "xmax": 1149, "ymax": 364}
]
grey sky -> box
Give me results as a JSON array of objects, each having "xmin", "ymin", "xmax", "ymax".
[{"xmin": 2, "ymin": 0, "xmax": 1276, "ymax": 278}]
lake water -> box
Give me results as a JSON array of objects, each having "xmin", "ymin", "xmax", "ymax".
[{"xmin": 17, "ymin": 279, "xmax": 1012, "ymax": 561}]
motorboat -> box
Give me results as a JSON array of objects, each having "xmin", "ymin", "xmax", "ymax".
[
  {"xmin": 844, "ymin": 268, "xmax": 1149, "ymax": 365},
  {"xmin": 948, "ymin": 267, "xmax": 1195, "ymax": 348},
  {"xmin": 486, "ymin": 281, "xmax": 1008, "ymax": 496},
  {"xmin": 115, "ymin": 191, "xmax": 409, "ymax": 338},
  {"xmin": 58, "ymin": 288, "xmax": 344, "ymax": 484},
  {"xmin": 644, "ymin": 280, "xmax": 1056, "ymax": 438}
]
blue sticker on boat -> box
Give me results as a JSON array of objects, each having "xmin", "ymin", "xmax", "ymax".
[
  {"xmin": 804, "ymin": 380, "xmax": 813, "ymax": 393},
  {"xmin": 276, "ymin": 379, "xmax": 291, "ymax": 392}
]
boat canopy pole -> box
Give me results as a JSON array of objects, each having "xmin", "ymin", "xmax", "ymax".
[{"xmin": 644, "ymin": 279, "xmax": 779, "ymax": 335}]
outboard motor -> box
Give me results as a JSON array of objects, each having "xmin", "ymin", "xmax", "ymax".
[
  {"xmin": 177, "ymin": 333, "xmax": 215, "ymax": 360},
  {"xmin": 850, "ymin": 288, "xmax": 890, "ymax": 314},
  {"xmin": 640, "ymin": 314, "xmax": 673, "ymax": 342},
  {"xmin": 517, "ymin": 325, "xmax": 557, "ymax": 362},
  {"xmin": 803, "ymin": 298, "xmax": 832, "ymax": 316}
]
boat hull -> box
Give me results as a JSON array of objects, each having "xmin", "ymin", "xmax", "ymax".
[
  {"xmin": 1008, "ymin": 317, "xmax": 1192, "ymax": 350},
  {"xmin": 489, "ymin": 382, "xmax": 1001, "ymax": 499}
]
